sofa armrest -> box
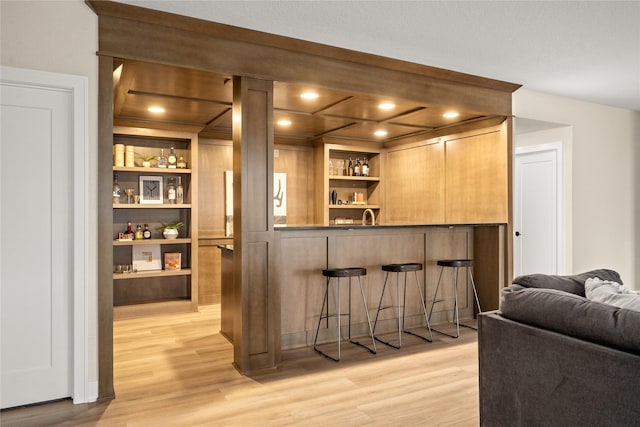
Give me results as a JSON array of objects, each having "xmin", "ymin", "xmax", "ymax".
[{"xmin": 479, "ymin": 312, "xmax": 640, "ymax": 427}]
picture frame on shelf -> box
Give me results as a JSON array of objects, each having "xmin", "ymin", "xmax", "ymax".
[{"xmin": 139, "ymin": 175, "xmax": 163, "ymax": 204}]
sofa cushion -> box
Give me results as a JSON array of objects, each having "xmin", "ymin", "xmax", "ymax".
[
  {"xmin": 585, "ymin": 277, "xmax": 640, "ymax": 312},
  {"xmin": 512, "ymin": 269, "xmax": 623, "ymax": 296},
  {"xmin": 500, "ymin": 286, "xmax": 640, "ymax": 355}
]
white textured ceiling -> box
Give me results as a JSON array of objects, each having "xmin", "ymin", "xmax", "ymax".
[{"xmin": 116, "ymin": 1, "xmax": 640, "ymax": 112}]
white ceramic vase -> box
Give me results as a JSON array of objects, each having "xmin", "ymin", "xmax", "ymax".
[{"xmin": 162, "ymin": 228, "xmax": 179, "ymax": 239}]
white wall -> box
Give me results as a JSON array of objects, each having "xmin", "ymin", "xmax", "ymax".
[
  {"xmin": 514, "ymin": 89, "xmax": 640, "ymax": 289},
  {"xmin": 1, "ymin": 1, "xmax": 99, "ymax": 381}
]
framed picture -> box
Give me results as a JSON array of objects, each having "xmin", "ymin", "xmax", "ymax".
[{"xmin": 139, "ymin": 175, "xmax": 163, "ymax": 204}]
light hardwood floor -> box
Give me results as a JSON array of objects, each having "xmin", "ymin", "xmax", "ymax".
[{"xmin": 1, "ymin": 305, "xmax": 479, "ymax": 426}]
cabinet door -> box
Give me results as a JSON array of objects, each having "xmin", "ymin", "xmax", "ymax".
[
  {"xmin": 445, "ymin": 131, "xmax": 507, "ymax": 224},
  {"xmin": 386, "ymin": 142, "xmax": 444, "ymax": 224}
]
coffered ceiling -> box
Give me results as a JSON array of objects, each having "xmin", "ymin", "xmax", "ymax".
[{"xmin": 113, "ymin": 59, "xmax": 501, "ymax": 145}]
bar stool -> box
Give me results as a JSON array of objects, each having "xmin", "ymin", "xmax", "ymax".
[
  {"xmin": 313, "ymin": 267, "xmax": 377, "ymax": 361},
  {"xmin": 373, "ymin": 263, "xmax": 433, "ymax": 349},
  {"xmin": 428, "ymin": 259, "xmax": 482, "ymax": 338}
]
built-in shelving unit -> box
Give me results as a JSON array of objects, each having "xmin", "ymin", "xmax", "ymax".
[
  {"xmin": 316, "ymin": 143, "xmax": 383, "ymax": 225},
  {"xmin": 111, "ymin": 126, "xmax": 198, "ymax": 316}
]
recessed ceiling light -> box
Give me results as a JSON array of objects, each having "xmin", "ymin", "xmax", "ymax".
[
  {"xmin": 443, "ymin": 111, "xmax": 459, "ymax": 118},
  {"xmin": 374, "ymin": 130, "xmax": 388, "ymax": 137},
  {"xmin": 378, "ymin": 102, "xmax": 395, "ymax": 110},
  {"xmin": 300, "ymin": 92, "xmax": 319, "ymax": 100},
  {"xmin": 277, "ymin": 119, "xmax": 292, "ymax": 126},
  {"xmin": 148, "ymin": 106, "xmax": 165, "ymax": 113}
]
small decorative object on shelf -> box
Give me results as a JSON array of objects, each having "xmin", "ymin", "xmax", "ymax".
[
  {"xmin": 112, "ymin": 173, "xmax": 122, "ymax": 204},
  {"xmin": 164, "ymin": 252, "xmax": 182, "ymax": 270},
  {"xmin": 139, "ymin": 175, "xmax": 163, "ymax": 204},
  {"xmin": 176, "ymin": 176, "xmax": 184, "ymax": 204},
  {"xmin": 143, "ymin": 223, "xmax": 151, "ymax": 239},
  {"xmin": 114, "ymin": 144, "xmax": 125, "ymax": 167},
  {"xmin": 166, "ymin": 177, "xmax": 177, "ymax": 204},
  {"xmin": 134, "ymin": 224, "xmax": 143, "ymax": 240},
  {"xmin": 124, "ymin": 188, "xmax": 135, "ymax": 204},
  {"xmin": 158, "ymin": 221, "xmax": 184, "ymax": 239},
  {"xmin": 157, "ymin": 148, "xmax": 167, "ymax": 168},
  {"xmin": 132, "ymin": 244, "xmax": 162, "ymax": 271},
  {"xmin": 125, "ymin": 145, "xmax": 135, "ymax": 167},
  {"xmin": 118, "ymin": 221, "xmax": 134, "ymax": 241},
  {"xmin": 167, "ymin": 146, "xmax": 177, "ymax": 168},
  {"xmin": 137, "ymin": 152, "xmax": 156, "ymax": 168},
  {"xmin": 177, "ymin": 155, "xmax": 187, "ymax": 169}
]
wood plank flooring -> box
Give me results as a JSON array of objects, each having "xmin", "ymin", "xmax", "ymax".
[{"xmin": 1, "ymin": 304, "xmax": 479, "ymax": 426}]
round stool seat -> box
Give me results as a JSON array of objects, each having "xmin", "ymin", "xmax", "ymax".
[
  {"xmin": 322, "ymin": 267, "xmax": 366, "ymax": 278},
  {"xmin": 382, "ymin": 263, "xmax": 423, "ymax": 273},
  {"xmin": 437, "ymin": 259, "xmax": 473, "ymax": 268}
]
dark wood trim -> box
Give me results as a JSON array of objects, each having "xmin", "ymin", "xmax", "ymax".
[
  {"xmin": 87, "ymin": 0, "xmax": 519, "ymax": 94},
  {"xmin": 97, "ymin": 55, "xmax": 115, "ymax": 400}
]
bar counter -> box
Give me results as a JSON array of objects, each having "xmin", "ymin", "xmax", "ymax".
[{"xmin": 221, "ymin": 223, "xmax": 506, "ymax": 351}]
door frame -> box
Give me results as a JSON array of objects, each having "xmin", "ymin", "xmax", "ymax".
[
  {"xmin": 1, "ymin": 66, "xmax": 93, "ymax": 403},
  {"xmin": 514, "ymin": 142, "xmax": 564, "ymax": 275}
]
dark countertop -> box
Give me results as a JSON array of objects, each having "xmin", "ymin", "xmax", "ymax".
[{"xmin": 275, "ymin": 223, "xmax": 506, "ymax": 231}]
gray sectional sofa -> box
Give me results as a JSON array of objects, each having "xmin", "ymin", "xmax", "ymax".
[{"xmin": 478, "ymin": 269, "xmax": 640, "ymax": 426}]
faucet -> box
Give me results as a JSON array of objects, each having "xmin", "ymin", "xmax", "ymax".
[{"xmin": 362, "ymin": 208, "xmax": 375, "ymax": 226}]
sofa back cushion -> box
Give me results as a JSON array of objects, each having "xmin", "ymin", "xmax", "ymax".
[
  {"xmin": 500, "ymin": 286, "xmax": 640, "ymax": 355},
  {"xmin": 512, "ymin": 269, "xmax": 623, "ymax": 297}
]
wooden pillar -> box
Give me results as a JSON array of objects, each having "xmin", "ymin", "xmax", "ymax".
[
  {"xmin": 97, "ymin": 54, "xmax": 115, "ymax": 400},
  {"xmin": 232, "ymin": 76, "xmax": 280, "ymax": 372}
]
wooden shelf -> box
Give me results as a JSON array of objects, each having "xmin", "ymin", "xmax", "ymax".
[
  {"xmin": 329, "ymin": 175, "xmax": 379, "ymax": 182},
  {"xmin": 113, "ymin": 238, "xmax": 191, "ymax": 246},
  {"xmin": 113, "ymin": 166, "xmax": 191, "ymax": 174},
  {"xmin": 113, "ymin": 203, "xmax": 191, "ymax": 209},
  {"xmin": 329, "ymin": 204, "xmax": 379, "ymax": 209},
  {"xmin": 113, "ymin": 268, "xmax": 192, "ymax": 280}
]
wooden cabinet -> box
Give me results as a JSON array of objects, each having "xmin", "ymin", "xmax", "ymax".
[
  {"xmin": 445, "ymin": 126, "xmax": 508, "ymax": 224},
  {"xmin": 385, "ymin": 123, "xmax": 507, "ymax": 225},
  {"xmin": 111, "ymin": 126, "xmax": 198, "ymax": 317},
  {"xmin": 316, "ymin": 143, "xmax": 382, "ymax": 225},
  {"xmin": 386, "ymin": 141, "xmax": 445, "ymax": 224}
]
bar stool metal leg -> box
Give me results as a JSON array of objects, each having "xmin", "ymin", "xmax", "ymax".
[
  {"xmin": 428, "ymin": 260, "xmax": 482, "ymax": 339},
  {"xmin": 373, "ymin": 263, "xmax": 432, "ymax": 349},
  {"xmin": 349, "ymin": 275, "xmax": 377, "ymax": 354},
  {"xmin": 314, "ymin": 268, "xmax": 375, "ymax": 361}
]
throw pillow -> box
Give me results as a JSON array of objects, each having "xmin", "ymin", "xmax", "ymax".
[
  {"xmin": 585, "ymin": 277, "xmax": 640, "ymax": 312},
  {"xmin": 512, "ymin": 269, "xmax": 623, "ymax": 296}
]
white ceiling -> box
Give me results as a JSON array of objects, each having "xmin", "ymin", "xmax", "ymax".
[{"xmin": 116, "ymin": 1, "xmax": 640, "ymax": 112}]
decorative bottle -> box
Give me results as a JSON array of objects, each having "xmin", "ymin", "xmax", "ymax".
[
  {"xmin": 134, "ymin": 225, "xmax": 143, "ymax": 240},
  {"xmin": 112, "ymin": 173, "xmax": 122, "ymax": 204},
  {"xmin": 176, "ymin": 176, "xmax": 184, "ymax": 204},
  {"xmin": 167, "ymin": 177, "xmax": 176, "ymax": 204},
  {"xmin": 348, "ymin": 157, "xmax": 354, "ymax": 176},
  {"xmin": 362, "ymin": 157, "xmax": 369, "ymax": 177},
  {"xmin": 143, "ymin": 224, "xmax": 152, "ymax": 239},
  {"xmin": 167, "ymin": 146, "xmax": 177, "ymax": 168},
  {"xmin": 157, "ymin": 149, "xmax": 167, "ymax": 168}
]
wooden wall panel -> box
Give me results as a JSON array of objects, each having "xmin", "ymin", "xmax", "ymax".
[
  {"xmin": 273, "ymin": 145, "xmax": 314, "ymax": 225},
  {"xmin": 198, "ymin": 140, "xmax": 232, "ymax": 237},
  {"xmin": 445, "ymin": 130, "xmax": 508, "ymax": 224},
  {"xmin": 247, "ymin": 242, "xmax": 269, "ymax": 355},
  {"xmin": 386, "ymin": 142, "xmax": 444, "ymax": 224}
]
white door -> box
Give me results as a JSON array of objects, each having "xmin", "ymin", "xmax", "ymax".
[
  {"xmin": 514, "ymin": 145, "xmax": 562, "ymax": 276},
  {"xmin": 1, "ymin": 81, "xmax": 73, "ymax": 408}
]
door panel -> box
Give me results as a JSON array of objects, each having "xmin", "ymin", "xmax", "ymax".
[
  {"xmin": 515, "ymin": 148, "xmax": 559, "ymax": 276},
  {"xmin": 1, "ymin": 83, "xmax": 73, "ymax": 408}
]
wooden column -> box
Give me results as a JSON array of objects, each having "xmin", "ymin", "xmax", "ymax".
[
  {"xmin": 232, "ymin": 76, "xmax": 280, "ymax": 372},
  {"xmin": 97, "ymin": 54, "xmax": 114, "ymax": 400}
]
